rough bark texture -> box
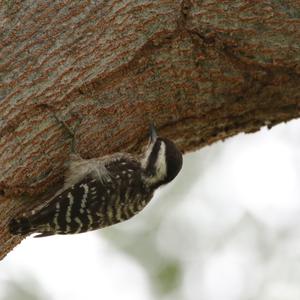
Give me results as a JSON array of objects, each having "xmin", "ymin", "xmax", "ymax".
[{"xmin": 0, "ymin": 0, "xmax": 300, "ymax": 260}]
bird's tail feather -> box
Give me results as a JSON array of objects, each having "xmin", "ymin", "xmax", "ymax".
[{"xmin": 9, "ymin": 217, "xmax": 32, "ymax": 235}]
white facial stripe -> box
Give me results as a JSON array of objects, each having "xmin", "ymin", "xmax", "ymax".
[
  {"xmin": 143, "ymin": 141, "xmax": 167, "ymax": 185},
  {"xmin": 141, "ymin": 141, "xmax": 155, "ymax": 169},
  {"xmin": 155, "ymin": 142, "xmax": 167, "ymax": 181}
]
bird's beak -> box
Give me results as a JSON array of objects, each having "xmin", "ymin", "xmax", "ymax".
[{"xmin": 149, "ymin": 123, "xmax": 157, "ymax": 143}]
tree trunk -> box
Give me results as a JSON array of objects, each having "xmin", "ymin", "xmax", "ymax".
[{"xmin": 0, "ymin": 0, "xmax": 299, "ymax": 260}]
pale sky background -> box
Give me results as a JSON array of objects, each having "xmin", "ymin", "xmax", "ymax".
[{"xmin": 1, "ymin": 119, "xmax": 300, "ymax": 300}]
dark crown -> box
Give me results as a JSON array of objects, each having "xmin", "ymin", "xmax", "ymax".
[{"xmin": 160, "ymin": 137, "xmax": 183, "ymax": 184}]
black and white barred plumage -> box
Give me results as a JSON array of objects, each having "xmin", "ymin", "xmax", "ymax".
[{"xmin": 9, "ymin": 125, "xmax": 182, "ymax": 237}]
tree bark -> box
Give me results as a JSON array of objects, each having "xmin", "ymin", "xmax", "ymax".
[{"xmin": 0, "ymin": 0, "xmax": 299, "ymax": 260}]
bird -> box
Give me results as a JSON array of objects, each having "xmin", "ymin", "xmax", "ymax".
[{"xmin": 9, "ymin": 120, "xmax": 183, "ymax": 237}]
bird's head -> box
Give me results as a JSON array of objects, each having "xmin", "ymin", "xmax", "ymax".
[{"xmin": 141, "ymin": 124, "xmax": 183, "ymax": 188}]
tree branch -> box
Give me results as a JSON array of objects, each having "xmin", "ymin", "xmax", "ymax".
[{"xmin": 1, "ymin": 0, "xmax": 300, "ymax": 259}]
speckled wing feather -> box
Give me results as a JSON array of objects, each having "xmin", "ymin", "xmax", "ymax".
[{"xmin": 10, "ymin": 157, "xmax": 153, "ymax": 237}]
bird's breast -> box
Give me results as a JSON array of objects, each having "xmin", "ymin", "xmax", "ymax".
[{"xmin": 89, "ymin": 158, "xmax": 154, "ymax": 227}]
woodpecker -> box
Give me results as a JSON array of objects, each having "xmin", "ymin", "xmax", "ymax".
[{"xmin": 9, "ymin": 122, "xmax": 183, "ymax": 237}]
